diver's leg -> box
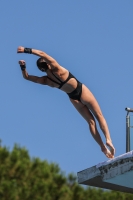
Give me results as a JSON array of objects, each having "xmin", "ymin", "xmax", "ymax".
[
  {"xmin": 80, "ymin": 84, "xmax": 115, "ymax": 156},
  {"xmin": 70, "ymin": 98, "xmax": 113, "ymax": 158}
]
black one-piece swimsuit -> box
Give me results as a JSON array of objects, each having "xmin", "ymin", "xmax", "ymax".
[{"xmin": 47, "ymin": 71, "xmax": 82, "ymax": 101}]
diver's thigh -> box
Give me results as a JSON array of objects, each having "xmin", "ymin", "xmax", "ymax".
[
  {"xmin": 80, "ymin": 84, "xmax": 103, "ymax": 116},
  {"xmin": 70, "ymin": 98, "xmax": 95, "ymax": 122}
]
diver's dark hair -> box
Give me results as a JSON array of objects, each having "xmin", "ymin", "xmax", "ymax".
[{"xmin": 36, "ymin": 58, "xmax": 48, "ymax": 71}]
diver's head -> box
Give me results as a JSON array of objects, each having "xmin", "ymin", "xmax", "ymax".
[{"xmin": 36, "ymin": 58, "xmax": 48, "ymax": 72}]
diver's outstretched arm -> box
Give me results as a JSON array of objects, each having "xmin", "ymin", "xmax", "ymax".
[
  {"xmin": 17, "ymin": 46, "xmax": 60, "ymax": 70},
  {"xmin": 18, "ymin": 60, "xmax": 47, "ymax": 85}
]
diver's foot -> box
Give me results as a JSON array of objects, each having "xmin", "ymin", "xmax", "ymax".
[
  {"xmin": 106, "ymin": 139, "xmax": 115, "ymax": 157},
  {"xmin": 101, "ymin": 144, "xmax": 114, "ymax": 159}
]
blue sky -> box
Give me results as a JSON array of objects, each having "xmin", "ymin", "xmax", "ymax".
[{"xmin": 0, "ymin": 0, "xmax": 133, "ymax": 175}]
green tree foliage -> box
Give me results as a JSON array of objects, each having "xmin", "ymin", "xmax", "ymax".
[{"xmin": 0, "ymin": 141, "xmax": 133, "ymax": 200}]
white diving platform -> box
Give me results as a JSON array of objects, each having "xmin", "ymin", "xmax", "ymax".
[{"xmin": 77, "ymin": 151, "xmax": 133, "ymax": 193}]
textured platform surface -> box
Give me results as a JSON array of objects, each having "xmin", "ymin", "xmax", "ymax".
[{"xmin": 77, "ymin": 151, "xmax": 133, "ymax": 193}]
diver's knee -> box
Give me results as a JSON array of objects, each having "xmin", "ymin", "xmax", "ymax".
[{"xmin": 88, "ymin": 118, "xmax": 96, "ymax": 128}]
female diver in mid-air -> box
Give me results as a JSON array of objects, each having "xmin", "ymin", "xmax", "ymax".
[{"xmin": 17, "ymin": 46, "xmax": 115, "ymax": 159}]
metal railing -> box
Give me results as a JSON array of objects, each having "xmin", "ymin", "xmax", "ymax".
[
  {"xmin": 125, "ymin": 107, "xmax": 133, "ymax": 152},
  {"xmin": 130, "ymin": 115, "xmax": 133, "ymax": 151}
]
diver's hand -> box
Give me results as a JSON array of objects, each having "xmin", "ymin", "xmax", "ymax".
[
  {"xmin": 17, "ymin": 46, "xmax": 24, "ymax": 53},
  {"xmin": 18, "ymin": 60, "xmax": 26, "ymax": 65}
]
